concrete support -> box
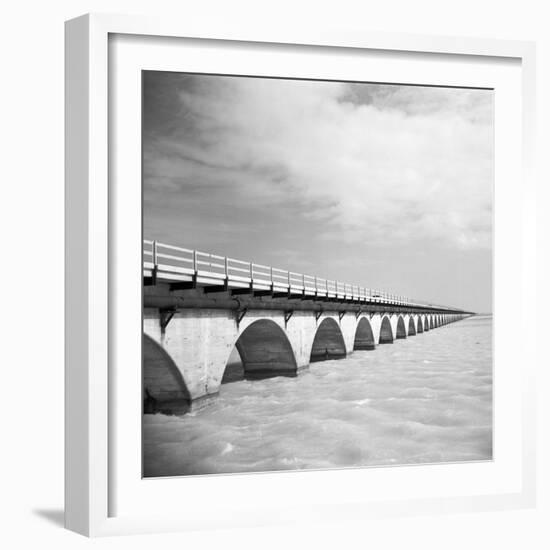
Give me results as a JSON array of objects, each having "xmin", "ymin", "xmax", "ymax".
[
  {"xmin": 143, "ymin": 334, "xmax": 192, "ymax": 415},
  {"xmin": 143, "ymin": 304, "xmax": 469, "ymax": 415},
  {"xmin": 143, "ymin": 308, "xmax": 237, "ymax": 410}
]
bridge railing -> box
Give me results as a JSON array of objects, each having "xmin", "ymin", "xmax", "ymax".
[{"xmin": 143, "ymin": 239, "xmax": 462, "ymax": 311}]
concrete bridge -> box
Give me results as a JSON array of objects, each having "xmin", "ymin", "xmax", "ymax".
[{"xmin": 142, "ymin": 240, "xmax": 472, "ymax": 414}]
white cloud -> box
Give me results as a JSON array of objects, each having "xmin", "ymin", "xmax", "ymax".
[{"xmin": 147, "ymin": 77, "xmax": 493, "ymax": 251}]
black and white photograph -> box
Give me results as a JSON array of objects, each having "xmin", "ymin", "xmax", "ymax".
[
  {"xmin": 141, "ymin": 71, "xmax": 493, "ymax": 478},
  {"xmin": 1, "ymin": 0, "xmax": 545, "ymax": 543}
]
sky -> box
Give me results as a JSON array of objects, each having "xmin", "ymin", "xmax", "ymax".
[{"xmin": 143, "ymin": 72, "xmax": 493, "ymax": 313}]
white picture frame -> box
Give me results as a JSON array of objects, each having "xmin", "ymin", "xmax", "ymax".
[{"xmin": 65, "ymin": 12, "xmax": 537, "ymax": 537}]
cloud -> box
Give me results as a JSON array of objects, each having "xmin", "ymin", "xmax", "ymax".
[{"xmin": 144, "ymin": 74, "xmax": 493, "ymax": 251}]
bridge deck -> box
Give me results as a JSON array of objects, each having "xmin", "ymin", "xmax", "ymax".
[{"xmin": 143, "ymin": 240, "xmax": 463, "ymax": 313}]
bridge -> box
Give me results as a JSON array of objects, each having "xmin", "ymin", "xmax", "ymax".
[{"xmin": 142, "ymin": 240, "xmax": 472, "ymax": 414}]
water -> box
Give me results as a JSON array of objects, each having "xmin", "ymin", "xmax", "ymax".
[{"xmin": 143, "ymin": 315, "xmax": 492, "ymax": 477}]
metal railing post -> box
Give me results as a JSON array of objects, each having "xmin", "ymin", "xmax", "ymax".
[
  {"xmin": 152, "ymin": 240, "xmax": 157, "ymax": 267},
  {"xmin": 151, "ymin": 240, "xmax": 158, "ymax": 285}
]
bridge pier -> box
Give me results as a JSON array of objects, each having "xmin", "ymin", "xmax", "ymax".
[
  {"xmin": 143, "ymin": 290, "xmax": 469, "ymax": 414},
  {"xmin": 143, "ymin": 308, "xmax": 237, "ymax": 411}
]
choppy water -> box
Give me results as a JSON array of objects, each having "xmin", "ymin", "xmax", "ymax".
[{"xmin": 143, "ymin": 315, "xmax": 492, "ymax": 477}]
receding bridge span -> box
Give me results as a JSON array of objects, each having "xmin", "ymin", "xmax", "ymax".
[{"xmin": 142, "ymin": 240, "xmax": 472, "ymax": 414}]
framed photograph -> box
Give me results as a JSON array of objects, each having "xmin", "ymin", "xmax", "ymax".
[{"xmin": 65, "ymin": 13, "xmax": 537, "ymax": 536}]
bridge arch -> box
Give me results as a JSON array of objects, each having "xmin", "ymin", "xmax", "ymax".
[
  {"xmin": 354, "ymin": 317, "xmax": 376, "ymax": 350},
  {"xmin": 396, "ymin": 316, "xmax": 407, "ymax": 339},
  {"xmin": 417, "ymin": 316, "xmax": 424, "ymax": 333},
  {"xmin": 379, "ymin": 315, "xmax": 394, "ymax": 344},
  {"xmin": 430, "ymin": 316, "xmax": 434, "ymax": 329},
  {"xmin": 143, "ymin": 334, "xmax": 191, "ymax": 415},
  {"xmin": 408, "ymin": 316, "xmax": 416, "ymax": 336},
  {"xmin": 424, "ymin": 315, "xmax": 430, "ymax": 331},
  {"xmin": 227, "ymin": 319, "xmax": 298, "ymax": 380},
  {"xmin": 310, "ymin": 317, "xmax": 347, "ymax": 362}
]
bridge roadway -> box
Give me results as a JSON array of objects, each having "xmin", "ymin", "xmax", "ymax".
[{"xmin": 142, "ymin": 240, "xmax": 472, "ymax": 414}]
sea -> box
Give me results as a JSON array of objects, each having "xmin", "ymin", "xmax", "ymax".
[{"xmin": 143, "ymin": 315, "xmax": 492, "ymax": 477}]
